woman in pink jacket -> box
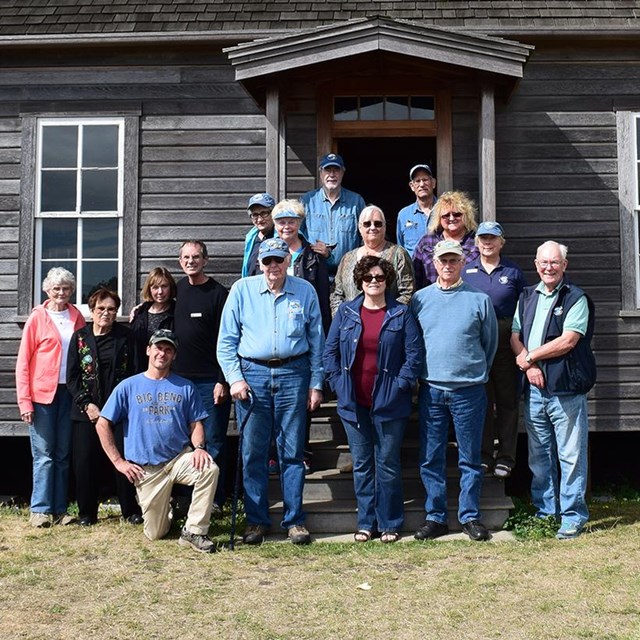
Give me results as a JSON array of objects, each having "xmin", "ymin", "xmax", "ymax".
[{"xmin": 16, "ymin": 267, "xmax": 86, "ymax": 527}]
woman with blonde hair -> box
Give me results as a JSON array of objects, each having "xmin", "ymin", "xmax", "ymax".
[
  {"xmin": 412, "ymin": 191, "xmax": 479, "ymax": 289},
  {"xmin": 16, "ymin": 267, "xmax": 86, "ymax": 527}
]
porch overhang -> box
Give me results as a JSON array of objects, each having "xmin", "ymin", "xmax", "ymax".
[{"xmin": 224, "ymin": 16, "xmax": 534, "ymax": 87}]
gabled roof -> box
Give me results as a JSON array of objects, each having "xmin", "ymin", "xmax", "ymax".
[
  {"xmin": 225, "ymin": 17, "xmax": 533, "ymax": 81},
  {"xmin": 0, "ymin": 0, "xmax": 639, "ymax": 40}
]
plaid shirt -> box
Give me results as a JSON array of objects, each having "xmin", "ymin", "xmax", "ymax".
[{"xmin": 412, "ymin": 231, "xmax": 479, "ymax": 290}]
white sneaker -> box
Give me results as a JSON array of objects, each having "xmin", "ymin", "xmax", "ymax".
[{"xmin": 29, "ymin": 512, "xmax": 52, "ymax": 528}]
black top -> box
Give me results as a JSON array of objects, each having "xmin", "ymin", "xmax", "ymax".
[
  {"xmin": 130, "ymin": 299, "xmax": 175, "ymax": 373},
  {"xmin": 173, "ymin": 276, "xmax": 228, "ymax": 382}
]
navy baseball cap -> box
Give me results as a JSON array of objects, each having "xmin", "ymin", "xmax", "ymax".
[
  {"xmin": 477, "ymin": 221, "xmax": 505, "ymax": 237},
  {"xmin": 247, "ymin": 193, "xmax": 275, "ymax": 212},
  {"xmin": 319, "ymin": 153, "xmax": 345, "ymax": 170},
  {"xmin": 409, "ymin": 164, "xmax": 433, "ymax": 180}
]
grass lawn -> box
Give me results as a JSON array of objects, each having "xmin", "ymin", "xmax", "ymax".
[{"xmin": 1, "ymin": 499, "xmax": 639, "ymax": 640}]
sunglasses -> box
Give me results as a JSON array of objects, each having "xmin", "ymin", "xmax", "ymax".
[
  {"xmin": 261, "ymin": 256, "xmax": 285, "ymax": 266},
  {"xmin": 361, "ymin": 220, "xmax": 384, "ymax": 228},
  {"xmin": 441, "ymin": 212, "xmax": 463, "ymax": 219},
  {"xmin": 362, "ymin": 274, "xmax": 386, "ymax": 283}
]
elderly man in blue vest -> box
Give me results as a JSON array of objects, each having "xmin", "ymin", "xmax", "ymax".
[
  {"xmin": 511, "ymin": 240, "xmax": 596, "ymax": 540},
  {"xmin": 217, "ymin": 238, "xmax": 325, "ymax": 545}
]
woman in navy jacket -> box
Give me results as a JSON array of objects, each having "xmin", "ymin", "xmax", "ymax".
[{"xmin": 323, "ymin": 256, "xmax": 423, "ymax": 542}]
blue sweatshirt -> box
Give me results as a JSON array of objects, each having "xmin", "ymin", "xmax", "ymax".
[{"xmin": 410, "ymin": 281, "xmax": 498, "ymax": 390}]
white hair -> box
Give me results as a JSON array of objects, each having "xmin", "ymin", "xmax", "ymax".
[
  {"xmin": 536, "ymin": 241, "xmax": 568, "ymax": 260},
  {"xmin": 42, "ymin": 267, "xmax": 76, "ymax": 293},
  {"xmin": 359, "ymin": 205, "xmax": 386, "ymax": 224}
]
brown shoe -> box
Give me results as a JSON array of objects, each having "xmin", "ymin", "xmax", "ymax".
[
  {"xmin": 29, "ymin": 512, "xmax": 52, "ymax": 528},
  {"xmin": 242, "ymin": 524, "xmax": 270, "ymax": 545},
  {"xmin": 288, "ymin": 524, "xmax": 311, "ymax": 545}
]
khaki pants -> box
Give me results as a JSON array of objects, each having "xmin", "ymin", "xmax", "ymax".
[{"xmin": 135, "ymin": 449, "xmax": 219, "ymax": 541}]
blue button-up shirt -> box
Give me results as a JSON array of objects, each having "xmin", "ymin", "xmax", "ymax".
[
  {"xmin": 217, "ymin": 274, "xmax": 325, "ymax": 390},
  {"xmin": 396, "ymin": 197, "xmax": 437, "ymax": 257},
  {"xmin": 300, "ymin": 186, "xmax": 365, "ymax": 273}
]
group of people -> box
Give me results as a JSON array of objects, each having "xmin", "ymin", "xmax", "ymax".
[{"xmin": 15, "ymin": 151, "xmax": 596, "ymax": 552}]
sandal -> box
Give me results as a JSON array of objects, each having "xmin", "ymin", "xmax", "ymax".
[
  {"xmin": 381, "ymin": 531, "xmax": 400, "ymax": 544},
  {"xmin": 354, "ymin": 529, "xmax": 372, "ymax": 543}
]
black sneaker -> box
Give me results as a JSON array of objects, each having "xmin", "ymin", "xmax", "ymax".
[
  {"xmin": 414, "ymin": 520, "xmax": 449, "ymax": 540},
  {"xmin": 178, "ymin": 527, "xmax": 217, "ymax": 553},
  {"xmin": 125, "ymin": 514, "xmax": 143, "ymax": 525},
  {"xmin": 461, "ymin": 520, "xmax": 490, "ymax": 541}
]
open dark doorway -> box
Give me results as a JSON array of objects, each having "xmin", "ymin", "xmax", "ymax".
[{"xmin": 337, "ymin": 137, "xmax": 437, "ymax": 242}]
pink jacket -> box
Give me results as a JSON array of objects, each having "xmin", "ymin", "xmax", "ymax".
[{"xmin": 15, "ymin": 301, "xmax": 86, "ymax": 414}]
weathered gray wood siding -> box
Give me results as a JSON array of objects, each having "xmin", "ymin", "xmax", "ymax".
[{"xmin": 0, "ymin": 48, "xmax": 267, "ymax": 434}]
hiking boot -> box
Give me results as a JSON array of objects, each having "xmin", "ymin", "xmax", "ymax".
[
  {"xmin": 29, "ymin": 512, "xmax": 52, "ymax": 528},
  {"xmin": 242, "ymin": 524, "xmax": 270, "ymax": 545},
  {"xmin": 54, "ymin": 513, "xmax": 76, "ymax": 526},
  {"xmin": 288, "ymin": 524, "xmax": 311, "ymax": 545},
  {"xmin": 178, "ymin": 527, "xmax": 217, "ymax": 553}
]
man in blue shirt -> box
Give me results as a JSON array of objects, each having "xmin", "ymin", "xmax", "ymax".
[
  {"xmin": 96, "ymin": 329, "xmax": 219, "ymax": 553},
  {"xmin": 300, "ymin": 153, "xmax": 365, "ymax": 274},
  {"xmin": 411, "ymin": 240, "xmax": 498, "ymax": 542},
  {"xmin": 217, "ymin": 238, "xmax": 325, "ymax": 545},
  {"xmin": 396, "ymin": 164, "xmax": 437, "ymax": 257},
  {"xmin": 511, "ymin": 241, "xmax": 596, "ymax": 540}
]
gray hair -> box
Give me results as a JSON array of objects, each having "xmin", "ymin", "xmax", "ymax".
[
  {"xmin": 42, "ymin": 267, "xmax": 76, "ymax": 293},
  {"xmin": 359, "ymin": 205, "xmax": 386, "ymax": 224},
  {"xmin": 536, "ymin": 240, "xmax": 568, "ymax": 260}
]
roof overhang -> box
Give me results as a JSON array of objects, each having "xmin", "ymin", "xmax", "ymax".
[{"xmin": 225, "ymin": 16, "xmax": 534, "ymax": 84}]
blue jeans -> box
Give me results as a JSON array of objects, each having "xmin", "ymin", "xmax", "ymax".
[
  {"xmin": 30, "ymin": 385, "xmax": 72, "ymax": 514},
  {"xmin": 341, "ymin": 404, "xmax": 407, "ymax": 532},
  {"xmin": 524, "ymin": 386, "xmax": 589, "ymax": 528},
  {"xmin": 418, "ymin": 383, "xmax": 487, "ymax": 525},
  {"xmin": 191, "ymin": 378, "xmax": 231, "ymax": 506},
  {"xmin": 235, "ymin": 357, "xmax": 310, "ymax": 529}
]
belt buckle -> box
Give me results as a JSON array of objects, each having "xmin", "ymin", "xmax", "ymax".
[{"xmin": 267, "ymin": 358, "xmax": 283, "ymax": 367}]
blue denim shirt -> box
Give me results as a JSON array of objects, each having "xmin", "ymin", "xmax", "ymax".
[
  {"xmin": 217, "ymin": 274, "xmax": 325, "ymax": 390},
  {"xmin": 300, "ymin": 186, "xmax": 365, "ymax": 272},
  {"xmin": 396, "ymin": 197, "xmax": 436, "ymax": 258}
]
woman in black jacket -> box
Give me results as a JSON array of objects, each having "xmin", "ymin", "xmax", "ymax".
[
  {"xmin": 130, "ymin": 267, "xmax": 176, "ymax": 372},
  {"xmin": 67, "ymin": 288, "xmax": 140, "ymax": 525}
]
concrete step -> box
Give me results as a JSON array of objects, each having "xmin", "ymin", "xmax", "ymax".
[{"xmin": 268, "ymin": 496, "xmax": 513, "ymax": 533}]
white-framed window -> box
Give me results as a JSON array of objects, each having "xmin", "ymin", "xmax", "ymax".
[
  {"xmin": 616, "ymin": 110, "xmax": 640, "ymax": 311},
  {"xmin": 34, "ymin": 118, "xmax": 124, "ymax": 313}
]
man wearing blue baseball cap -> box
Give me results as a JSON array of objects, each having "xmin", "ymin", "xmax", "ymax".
[
  {"xmin": 242, "ymin": 193, "xmax": 276, "ymax": 277},
  {"xmin": 396, "ymin": 164, "xmax": 437, "ymax": 257},
  {"xmin": 300, "ymin": 153, "xmax": 366, "ymax": 275},
  {"xmin": 218, "ymin": 237, "xmax": 325, "ymax": 545}
]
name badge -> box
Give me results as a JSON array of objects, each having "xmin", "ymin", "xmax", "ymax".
[
  {"xmin": 466, "ymin": 268, "xmax": 478, "ymax": 274},
  {"xmin": 190, "ymin": 312, "xmax": 202, "ymax": 318}
]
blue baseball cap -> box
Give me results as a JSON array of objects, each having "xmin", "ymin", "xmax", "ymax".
[
  {"xmin": 258, "ymin": 238, "xmax": 289, "ymax": 261},
  {"xmin": 319, "ymin": 153, "xmax": 345, "ymax": 170},
  {"xmin": 477, "ymin": 221, "xmax": 505, "ymax": 237},
  {"xmin": 409, "ymin": 164, "xmax": 433, "ymax": 180},
  {"xmin": 247, "ymin": 193, "xmax": 275, "ymax": 213},
  {"xmin": 273, "ymin": 209, "xmax": 303, "ymax": 220}
]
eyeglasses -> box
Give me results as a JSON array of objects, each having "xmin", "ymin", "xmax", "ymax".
[
  {"xmin": 536, "ymin": 260, "xmax": 563, "ymax": 269},
  {"xmin": 361, "ymin": 220, "xmax": 384, "ymax": 228},
  {"xmin": 435, "ymin": 257, "xmax": 462, "ymax": 265},
  {"xmin": 250, "ymin": 211, "xmax": 271, "ymax": 221},
  {"xmin": 441, "ymin": 212, "xmax": 463, "ymax": 219},
  {"xmin": 261, "ymin": 256, "xmax": 285, "ymax": 266},
  {"xmin": 362, "ymin": 274, "xmax": 386, "ymax": 283},
  {"xmin": 94, "ymin": 305, "xmax": 117, "ymax": 314}
]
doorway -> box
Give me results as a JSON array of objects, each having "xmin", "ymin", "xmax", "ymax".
[{"xmin": 337, "ymin": 137, "xmax": 437, "ymax": 243}]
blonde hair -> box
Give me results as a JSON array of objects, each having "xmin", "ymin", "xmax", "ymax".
[
  {"xmin": 429, "ymin": 191, "xmax": 478, "ymax": 234},
  {"xmin": 273, "ymin": 199, "xmax": 305, "ymax": 220}
]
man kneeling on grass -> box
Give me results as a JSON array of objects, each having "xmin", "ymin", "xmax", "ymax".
[{"xmin": 95, "ymin": 329, "xmax": 219, "ymax": 553}]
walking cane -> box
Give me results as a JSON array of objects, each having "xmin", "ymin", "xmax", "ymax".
[{"xmin": 229, "ymin": 390, "xmax": 254, "ymax": 550}]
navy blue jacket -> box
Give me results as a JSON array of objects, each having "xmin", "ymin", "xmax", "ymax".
[
  {"xmin": 323, "ymin": 294, "xmax": 424, "ymax": 422},
  {"xmin": 517, "ymin": 279, "xmax": 596, "ymax": 395}
]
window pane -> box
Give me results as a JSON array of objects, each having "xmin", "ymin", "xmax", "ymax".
[
  {"xmin": 334, "ymin": 97, "xmax": 359, "ymax": 121},
  {"xmin": 386, "ymin": 96, "xmax": 409, "ymax": 120},
  {"xmin": 42, "ymin": 126, "xmax": 78, "ymax": 168},
  {"xmin": 83, "ymin": 218, "xmax": 119, "ymax": 258},
  {"xmin": 81, "ymin": 169, "xmax": 118, "ymax": 211},
  {"xmin": 41, "ymin": 219, "xmax": 77, "ymax": 259},
  {"xmin": 410, "ymin": 96, "xmax": 435, "ymax": 120},
  {"xmin": 82, "ymin": 261, "xmax": 118, "ymax": 303},
  {"xmin": 360, "ymin": 96, "xmax": 383, "ymax": 121},
  {"xmin": 39, "ymin": 261, "xmax": 77, "ymax": 303},
  {"xmin": 83, "ymin": 125, "xmax": 119, "ymax": 167},
  {"xmin": 41, "ymin": 170, "xmax": 77, "ymax": 212}
]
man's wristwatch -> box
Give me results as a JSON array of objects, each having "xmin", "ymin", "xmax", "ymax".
[
  {"xmin": 525, "ymin": 353, "xmax": 534, "ymax": 364},
  {"xmin": 194, "ymin": 443, "xmax": 206, "ymax": 450}
]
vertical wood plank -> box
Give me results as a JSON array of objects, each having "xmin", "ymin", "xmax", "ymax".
[
  {"xmin": 266, "ymin": 87, "xmax": 280, "ymax": 199},
  {"xmin": 436, "ymin": 90, "xmax": 453, "ymax": 192},
  {"xmin": 479, "ymin": 84, "xmax": 496, "ymax": 221}
]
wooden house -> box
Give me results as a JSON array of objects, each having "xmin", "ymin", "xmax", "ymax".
[{"xmin": 1, "ymin": 2, "xmax": 638, "ymax": 447}]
